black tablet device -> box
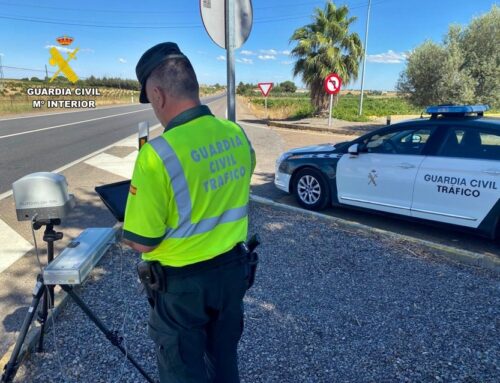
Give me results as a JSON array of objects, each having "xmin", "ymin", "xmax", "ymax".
[{"xmin": 95, "ymin": 180, "xmax": 131, "ymax": 222}]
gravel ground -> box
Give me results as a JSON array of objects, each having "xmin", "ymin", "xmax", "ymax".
[{"xmin": 16, "ymin": 202, "xmax": 500, "ymax": 383}]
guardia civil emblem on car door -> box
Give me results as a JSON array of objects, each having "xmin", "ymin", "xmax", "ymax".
[{"xmin": 368, "ymin": 170, "xmax": 378, "ymax": 186}]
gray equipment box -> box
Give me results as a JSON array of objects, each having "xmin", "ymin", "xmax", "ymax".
[
  {"xmin": 12, "ymin": 172, "xmax": 75, "ymax": 221},
  {"xmin": 43, "ymin": 228, "xmax": 116, "ymax": 285}
]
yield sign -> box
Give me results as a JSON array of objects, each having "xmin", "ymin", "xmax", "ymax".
[
  {"xmin": 258, "ymin": 82, "xmax": 273, "ymax": 97},
  {"xmin": 324, "ymin": 73, "xmax": 342, "ymax": 95}
]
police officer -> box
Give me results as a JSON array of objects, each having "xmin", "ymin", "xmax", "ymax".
[{"xmin": 123, "ymin": 42, "xmax": 256, "ymax": 383}]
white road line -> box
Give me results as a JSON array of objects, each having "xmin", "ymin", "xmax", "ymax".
[
  {"xmin": 0, "ymin": 218, "xmax": 33, "ymax": 274},
  {"xmin": 0, "ymin": 108, "xmax": 152, "ymax": 140},
  {"xmin": 0, "ymin": 124, "xmax": 163, "ymax": 201},
  {"xmin": 0, "ymin": 94, "xmax": 222, "ymax": 199},
  {"xmin": 0, "ymin": 103, "xmax": 147, "ymax": 122}
]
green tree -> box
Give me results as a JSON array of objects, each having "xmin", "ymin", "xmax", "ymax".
[
  {"xmin": 397, "ymin": 6, "xmax": 499, "ymax": 108},
  {"xmin": 397, "ymin": 37, "xmax": 474, "ymax": 107},
  {"xmin": 236, "ymin": 82, "xmax": 256, "ymax": 96},
  {"xmin": 439, "ymin": 26, "xmax": 475, "ymax": 104},
  {"xmin": 460, "ymin": 5, "xmax": 499, "ymax": 106},
  {"xmin": 289, "ymin": 1, "xmax": 363, "ymax": 113},
  {"xmin": 280, "ymin": 81, "xmax": 297, "ymax": 93}
]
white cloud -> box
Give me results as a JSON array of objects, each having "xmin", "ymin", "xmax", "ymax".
[
  {"xmin": 366, "ymin": 50, "xmax": 409, "ymax": 64},
  {"xmin": 260, "ymin": 49, "xmax": 278, "ymax": 55},
  {"xmin": 258, "ymin": 55, "xmax": 276, "ymax": 60},
  {"xmin": 281, "ymin": 61, "xmax": 293, "ymax": 65},
  {"xmin": 240, "ymin": 50, "xmax": 255, "ymax": 56},
  {"xmin": 216, "ymin": 55, "xmax": 226, "ymax": 61},
  {"xmin": 118, "ymin": 58, "xmax": 127, "ymax": 64},
  {"xmin": 45, "ymin": 45, "xmax": 73, "ymax": 53},
  {"xmin": 260, "ymin": 49, "xmax": 290, "ymax": 55},
  {"xmin": 0, "ymin": 53, "xmax": 3, "ymax": 57},
  {"xmin": 236, "ymin": 58, "xmax": 253, "ymax": 64},
  {"xmin": 45, "ymin": 45, "xmax": 93, "ymax": 54}
]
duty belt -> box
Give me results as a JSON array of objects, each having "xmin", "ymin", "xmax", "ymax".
[{"xmin": 137, "ymin": 234, "xmax": 260, "ymax": 293}]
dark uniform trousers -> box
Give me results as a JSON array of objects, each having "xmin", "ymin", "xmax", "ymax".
[{"xmin": 147, "ymin": 247, "xmax": 248, "ymax": 383}]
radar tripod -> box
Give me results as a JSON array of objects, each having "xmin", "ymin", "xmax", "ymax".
[{"xmin": 1, "ymin": 219, "xmax": 155, "ymax": 383}]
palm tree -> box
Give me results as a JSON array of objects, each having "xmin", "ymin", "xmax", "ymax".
[{"xmin": 290, "ymin": 1, "xmax": 363, "ymax": 114}]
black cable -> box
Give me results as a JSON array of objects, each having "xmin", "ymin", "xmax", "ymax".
[
  {"xmin": 0, "ymin": 0, "xmax": 394, "ymax": 30},
  {"xmin": 0, "ymin": 15, "xmax": 202, "ymax": 29},
  {"xmin": 3, "ymin": 65, "xmax": 56, "ymax": 74}
]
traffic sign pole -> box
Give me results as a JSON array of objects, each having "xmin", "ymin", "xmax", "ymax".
[
  {"xmin": 358, "ymin": 0, "xmax": 371, "ymax": 116},
  {"xmin": 328, "ymin": 94, "xmax": 333, "ymax": 127},
  {"xmin": 225, "ymin": 0, "xmax": 236, "ymax": 122}
]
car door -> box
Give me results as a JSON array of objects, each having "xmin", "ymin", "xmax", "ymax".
[
  {"xmin": 336, "ymin": 125, "xmax": 436, "ymax": 216},
  {"xmin": 412, "ymin": 125, "xmax": 500, "ymax": 228}
]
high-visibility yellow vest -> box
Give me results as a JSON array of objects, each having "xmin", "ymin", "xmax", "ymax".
[{"xmin": 123, "ymin": 105, "xmax": 255, "ymax": 267}]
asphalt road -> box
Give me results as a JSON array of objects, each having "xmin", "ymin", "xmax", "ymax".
[{"xmin": 0, "ymin": 94, "xmax": 225, "ymax": 194}]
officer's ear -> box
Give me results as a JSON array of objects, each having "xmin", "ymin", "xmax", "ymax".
[
  {"xmin": 146, "ymin": 78, "xmax": 167, "ymax": 110},
  {"xmin": 151, "ymin": 86, "xmax": 167, "ymax": 110}
]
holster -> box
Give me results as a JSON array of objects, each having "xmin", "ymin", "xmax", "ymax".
[
  {"xmin": 246, "ymin": 250, "xmax": 259, "ymax": 289},
  {"xmin": 239, "ymin": 234, "xmax": 260, "ymax": 290},
  {"xmin": 137, "ymin": 261, "xmax": 166, "ymax": 298}
]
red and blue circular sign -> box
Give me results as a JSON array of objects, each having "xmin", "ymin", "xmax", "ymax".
[{"xmin": 324, "ymin": 73, "xmax": 342, "ymax": 95}]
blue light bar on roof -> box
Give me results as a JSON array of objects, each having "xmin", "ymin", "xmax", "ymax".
[{"xmin": 426, "ymin": 105, "xmax": 490, "ymax": 114}]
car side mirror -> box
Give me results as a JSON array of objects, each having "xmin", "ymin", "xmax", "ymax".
[
  {"xmin": 348, "ymin": 143, "xmax": 359, "ymax": 155},
  {"xmin": 412, "ymin": 134, "xmax": 422, "ymax": 144}
]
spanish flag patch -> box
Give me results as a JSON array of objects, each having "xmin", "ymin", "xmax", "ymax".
[{"xmin": 129, "ymin": 184, "xmax": 137, "ymax": 195}]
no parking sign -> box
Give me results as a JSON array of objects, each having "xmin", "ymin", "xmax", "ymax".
[
  {"xmin": 324, "ymin": 73, "xmax": 342, "ymax": 127},
  {"xmin": 324, "ymin": 73, "xmax": 342, "ymax": 94}
]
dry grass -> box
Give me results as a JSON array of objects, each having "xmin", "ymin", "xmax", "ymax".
[{"xmin": 0, "ymin": 80, "xmax": 223, "ymax": 116}]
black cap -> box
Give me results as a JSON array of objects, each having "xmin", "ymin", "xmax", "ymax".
[{"xmin": 136, "ymin": 42, "xmax": 186, "ymax": 103}]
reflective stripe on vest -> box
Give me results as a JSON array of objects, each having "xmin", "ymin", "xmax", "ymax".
[{"xmin": 150, "ymin": 136, "xmax": 248, "ymax": 239}]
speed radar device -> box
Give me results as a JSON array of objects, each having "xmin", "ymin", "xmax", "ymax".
[
  {"xmin": 12, "ymin": 172, "xmax": 75, "ymax": 222},
  {"xmin": 2, "ymin": 173, "xmax": 155, "ymax": 383}
]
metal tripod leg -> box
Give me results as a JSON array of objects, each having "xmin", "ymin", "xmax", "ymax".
[
  {"xmin": 37, "ymin": 224, "xmax": 58, "ymax": 352},
  {"xmin": 1, "ymin": 277, "xmax": 45, "ymax": 383},
  {"xmin": 35, "ymin": 285, "xmax": 52, "ymax": 352},
  {"xmin": 60, "ymin": 285, "xmax": 156, "ymax": 383}
]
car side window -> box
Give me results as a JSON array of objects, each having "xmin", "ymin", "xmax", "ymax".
[
  {"xmin": 362, "ymin": 127, "xmax": 435, "ymax": 155},
  {"xmin": 438, "ymin": 127, "xmax": 500, "ymax": 160}
]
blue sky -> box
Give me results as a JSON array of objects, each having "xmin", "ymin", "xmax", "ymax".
[{"xmin": 0, "ymin": 0, "xmax": 495, "ymax": 90}]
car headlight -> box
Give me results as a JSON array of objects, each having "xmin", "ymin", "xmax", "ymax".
[{"xmin": 276, "ymin": 152, "xmax": 291, "ymax": 167}]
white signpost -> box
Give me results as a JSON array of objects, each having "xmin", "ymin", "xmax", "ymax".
[
  {"xmin": 324, "ymin": 73, "xmax": 342, "ymax": 127},
  {"xmin": 258, "ymin": 82, "xmax": 273, "ymax": 111},
  {"xmin": 200, "ymin": 0, "xmax": 253, "ymax": 122}
]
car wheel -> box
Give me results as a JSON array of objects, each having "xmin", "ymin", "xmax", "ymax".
[{"xmin": 292, "ymin": 168, "xmax": 330, "ymax": 210}]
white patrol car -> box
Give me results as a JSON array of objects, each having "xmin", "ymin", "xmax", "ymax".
[{"xmin": 274, "ymin": 105, "xmax": 500, "ymax": 239}]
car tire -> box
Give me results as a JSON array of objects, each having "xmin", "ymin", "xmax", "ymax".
[{"xmin": 292, "ymin": 167, "xmax": 330, "ymax": 211}]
